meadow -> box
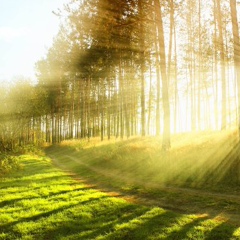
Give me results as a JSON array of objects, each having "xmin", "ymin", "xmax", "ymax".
[{"xmin": 1, "ymin": 130, "xmax": 240, "ymax": 239}]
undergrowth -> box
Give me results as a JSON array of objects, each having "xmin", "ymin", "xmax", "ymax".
[
  {"xmin": 0, "ymin": 144, "xmax": 43, "ymax": 177},
  {"xmin": 0, "ymin": 154, "xmax": 20, "ymax": 176}
]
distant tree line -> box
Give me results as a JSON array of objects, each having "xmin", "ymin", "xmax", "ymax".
[{"xmin": 0, "ymin": 0, "xmax": 240, "ymax": 151}]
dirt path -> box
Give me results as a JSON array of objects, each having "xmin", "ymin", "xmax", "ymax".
[{"xmin": 48, "ymin": 152, "xmax": 240, "ymax": 225}]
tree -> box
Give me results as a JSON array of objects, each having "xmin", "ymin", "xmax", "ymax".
[
  {"xmin": 230, "ymin": 0, "xmax": 240, "ymax": 139},
  {"xmin": 216, "ymin": 0, "xmax": 227, "ymax": 130},
  {"xmin": 154, "ymin": 0, "xmax": 171, "ymax": 150}
]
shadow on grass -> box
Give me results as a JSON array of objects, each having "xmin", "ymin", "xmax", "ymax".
[
  {"xmin": 172, "ymin": 141, "xmax": 240, "ymax": 191},
  {"xmin": 1, "ymin": 174, "xmax": 67, "ymax": 187},
  {"xmin": 1, "ymin": 195, "xmax": 109, "ymax": 230},
  {"xmin": 45, "ymin": 142, "xmax": 240, "ymax": 218},
  {"xmin": 4, "ymin": 201, "xmax": 239, "ymax": 240},
  {"xmin": 47, "ymin": 140, "xmax": 239, "ymax": 192},
  {"xmin": 0, "ymin": 186, "xmax": 92, "ymax": 210},
  {"xmin": 207, "ymin": 143, "xmax": 240, "ymax": 187},
  {"xmin": 205, "ymin": 220, "xmax": 237, "ymax": 240},
  {"xmin": 42, "ymin": 204, "xmax": 148, "ymax": 240},
  {"xmin": 1, "ymin": 152, "xmax": 239, "ymax": 239},
  {"xmin": 28, "ymin": 206, "xmax": 180, "ymax": 240},
  {"xmin": 165, "ymin": 215, "xmax": 208, "ymax": 240},
  {"xmin": 0, "ymin": 196, "xmax": 38, "ymax": 208}
]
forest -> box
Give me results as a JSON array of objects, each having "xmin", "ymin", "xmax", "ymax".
[
  {"xmin": 1, "ymin": 0, "xmax": 240, "ymax": 150},
  {"xmin": 1, "ymin": 0, "xmax": 240, "ymax": 239}
]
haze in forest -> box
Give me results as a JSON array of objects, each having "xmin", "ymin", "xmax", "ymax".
[
  {"xmin": 1, "ymin": 0, "xmax": 239, "ymax": 152},
  {"xmin": 2, "ymin": 1, "xmax": 240, "ymax": 238},
  {"xmin": 1, "ymin": 0, "xmax": 240, "ymax": 151}
]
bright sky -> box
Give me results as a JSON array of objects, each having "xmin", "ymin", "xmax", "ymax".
[{"xmin": 0, "ymin": 0, "xmax": 68, "ymax": 84}]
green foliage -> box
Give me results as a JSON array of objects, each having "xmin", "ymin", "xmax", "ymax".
[
  {"xmin": 0, "ymin": 143, "xmax": 43, "ymax": 177},
  {"xmin": 0, "ymin": 154, "xmax": 21, "ymax": 176},
  {"xmin": 0, "ymin": 78, "xmax": 42, "ymax": 152},
  {"xmin": 13, "ymin": 144, "xmax": 44, "ymax": 156}
]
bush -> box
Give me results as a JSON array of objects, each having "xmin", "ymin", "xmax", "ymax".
[
  {"xmin": 0, "ymin": 154, "xmax": 21, "ymax": 176},
  {"xmin": 13, "ymin": 144, "xmax": 43, "ymax": 155}
]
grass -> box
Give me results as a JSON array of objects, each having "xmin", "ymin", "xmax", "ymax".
[
  {"xmin": 46, "ymin": 129, "xmax": 240, "ymax": 192},
  {"xmin": 1, "ymin": 130, "xmax": 240, "ymax": 239},
  {"xmin": 45, "ymin": 130, "xmax": 240, "ymax": 222},
  {"xmin": 0, "ymin": 157, "xmax": 238, "ymax": 239}
]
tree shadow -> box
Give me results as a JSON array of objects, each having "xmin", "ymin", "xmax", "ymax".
[
  {"xmin": 41, "ymin": 141, "xmax": 240, "ymax": 239},
  {"xmin": 165, "ymin": 215, "xmax": 208, "ymax": 240},
  {"xmin": 188, "ymin": 142, "xmax": 240, "ymax": 190},
  {"xmin": 1, "ymin": 195, "xmax": 109, "ymax": 230},
  {"xmin": 41, "ymin": 203, "xmax": 148, "ymax": 240},
  {"xmin": 205, "ymin": 220, "xmax": 237, "ymax": 240},
  {"xmin": 98, "ymin": 211, "xmax": 237, "ymax": 240},
  {"xmin": 0, "ymin": 196, "xmax": 39, "ymax": 208}
]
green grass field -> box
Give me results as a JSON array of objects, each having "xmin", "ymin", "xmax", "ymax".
[
  {"xmin": 1, "ymin": 130, "xmax": 240, "ymax": 239},
  {"xmin": 47, "ymin": 129, "xmax": 240, "ymax": 192}
]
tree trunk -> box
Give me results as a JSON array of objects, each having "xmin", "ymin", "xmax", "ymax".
[
  {"xmin": 154, "ymin": 0, "xmax": 171, "ymax": 150},
  {"xmin": 216, "ymin": 0, "xmax": 227, "ymax": 130},
  {"xmin": 139, "ymin": 0, "xmax": 146, "ymax": 137},
  {"xmin": 230, "ymin": 0, "xmax": 240, "ymax": 139}
]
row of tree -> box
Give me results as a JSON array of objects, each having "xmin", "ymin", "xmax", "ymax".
[{"xmin": 0, "ymin": 0, "xmax": 240, "ymax": 151}]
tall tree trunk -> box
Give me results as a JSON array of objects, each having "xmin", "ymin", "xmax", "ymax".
[
  {"xmin": 139, "ymin": 0, "xmax": 146, "ymax": 137},
  {"xmin": 107, "ymin": 80, "xmax": 111, "ymax": 140},
  {"xmin": 216, "ymin": 0, "xmax": 227, "ymax": 130},
  {"xmin": 213, "ymin": 0, "xmax": 219, "ymax": 130},
  {"xmin": 148, "ymin": 64, "xmax": 153, "ymax": 135},
  {"xmin": 173, "ymin": 14, "xmax": 178, "ymax": 133},
  {"xmin": 87, "ymin": 77, "xmax": 91, "ymax": 141},
  {"xmin": 155, "ymin": 23, "xmax": 161, "ymax": 136},
  {"xmin": 154, "ymin": 0, "xmax": 171, "ymax": 150},
  {"xmin": 197, "ymin": 0, "xmax": 202, "ymax": 130},
  {"xmin": 230, "ymin": 0, "xmax": 240, "ymax": 139},
  {"xmin": 119, "ymin": 58, "xmax": 124, "ymax": 139}
]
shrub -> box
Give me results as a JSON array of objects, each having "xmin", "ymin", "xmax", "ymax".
[
  {"xmin": 13, "ymin": 144, "xmax": 43, "ymax": 155},
  {"xmin": 0, "ymin": 154, "xmax": 21, "ymax": 176}
]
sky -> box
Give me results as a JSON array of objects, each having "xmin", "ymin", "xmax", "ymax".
[{"xmin": 0, "ymin": 0, "xmax": 68, "ymax": 85}]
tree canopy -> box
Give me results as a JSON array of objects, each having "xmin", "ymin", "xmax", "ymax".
[{"xmin": 1, "ymin": 0, "xmax": 240, "ymax": 151}]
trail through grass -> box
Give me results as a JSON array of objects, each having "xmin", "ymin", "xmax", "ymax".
[
  {"xmin": 2, "ymin": 130, "xmax": 240, "ymax": 239},
  {"xmin": 47, "ymin": 142, "xmax": 240, "ymax": 225},
  {"xmin": 0, "ymin": 156, "xmax": 239, "ymax": 239},
  {"xmin": 45, "ymin": 130, "xmax": 240, "ymax": 228}
]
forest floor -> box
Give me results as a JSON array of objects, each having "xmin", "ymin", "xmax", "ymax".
[
  {"xmin": 1, "ymin": 130, "xmax": 240, "ymax": 239},
  {"xmin": 50, "ymin": 153, "xmax": 240, "ymax": 225}
]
